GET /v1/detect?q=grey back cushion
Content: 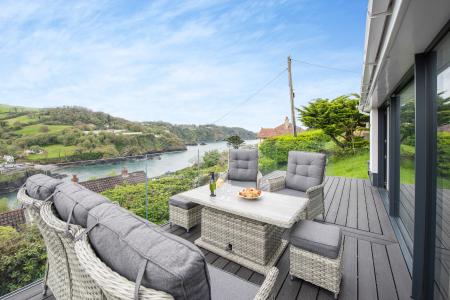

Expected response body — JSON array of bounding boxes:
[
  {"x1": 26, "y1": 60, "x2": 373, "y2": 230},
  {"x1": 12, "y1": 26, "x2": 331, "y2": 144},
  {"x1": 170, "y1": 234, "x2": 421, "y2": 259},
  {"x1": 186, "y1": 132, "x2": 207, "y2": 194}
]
[
  {"x1": 53, "y1": 182, "x2": 110, "y2": 228},
  {"x1": 87, "y1": 203, "x2": 211, "y2": 300},
  {"x1": 228, "y1": 149, "x2": 258, "y2": 182},
  {"x1": 286, "y1": 151, "x2": 326, "y2": 192},
  {"x1": 26, "y1": 174, "x2": 62, "y2": 200}
]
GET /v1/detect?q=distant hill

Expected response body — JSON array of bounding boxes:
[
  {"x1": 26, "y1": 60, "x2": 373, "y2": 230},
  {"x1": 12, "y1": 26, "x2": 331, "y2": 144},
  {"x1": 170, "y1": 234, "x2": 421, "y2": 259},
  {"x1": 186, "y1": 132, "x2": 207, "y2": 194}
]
[
  {"x1": 144, "y1": 121, "x2": 256, "y2": 145},
  {"x1": 0, "y1": 105, "x2": 256, "y2": 164}
]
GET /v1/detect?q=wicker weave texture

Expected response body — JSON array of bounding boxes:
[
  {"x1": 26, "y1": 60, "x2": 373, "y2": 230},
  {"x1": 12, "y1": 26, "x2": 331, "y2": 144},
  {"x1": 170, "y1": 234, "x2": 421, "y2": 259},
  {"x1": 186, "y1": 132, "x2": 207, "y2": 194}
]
[
  {"x1": 17, "y1": 188, "x2": 72, "y2": 300},
  {"x1": 201, "y1": 207, "x2": 284, "y2": 265},
  {"x1": 289, "y1": 245, "x2": 342, "y2": 298},
  {"x1": 40, "y1": 202, "x2": 105, "y2": 300},
  {"x1": 169, "y1": 204, "x2": 201, "y2": 231}
]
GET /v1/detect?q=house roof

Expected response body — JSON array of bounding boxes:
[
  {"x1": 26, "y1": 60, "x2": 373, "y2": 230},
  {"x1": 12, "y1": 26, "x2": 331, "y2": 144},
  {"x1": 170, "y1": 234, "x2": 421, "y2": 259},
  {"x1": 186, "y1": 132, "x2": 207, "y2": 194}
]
[
  {"x1": 257, "y1": 117, "x2": 302, "y2": 138},
  {"x1": 0, "y1": 208, "x2": 26, "y2": 227},
  {"x1": 79, "y1": 171, "x2": 147, "y2": 193}
]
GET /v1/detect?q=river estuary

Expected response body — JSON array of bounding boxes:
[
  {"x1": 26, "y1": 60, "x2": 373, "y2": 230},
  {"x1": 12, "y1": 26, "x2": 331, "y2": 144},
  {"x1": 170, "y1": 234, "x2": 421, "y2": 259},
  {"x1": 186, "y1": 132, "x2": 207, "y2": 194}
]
[{"x1": 0, "y1": 140, "x2": 259, "y2": 209}]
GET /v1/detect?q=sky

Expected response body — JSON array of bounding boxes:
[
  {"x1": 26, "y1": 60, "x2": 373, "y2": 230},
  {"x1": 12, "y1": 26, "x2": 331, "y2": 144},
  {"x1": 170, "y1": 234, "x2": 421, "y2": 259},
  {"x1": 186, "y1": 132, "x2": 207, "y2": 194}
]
[{"x1": 0, "y1": 0, "x2": 367, "y2": 131}]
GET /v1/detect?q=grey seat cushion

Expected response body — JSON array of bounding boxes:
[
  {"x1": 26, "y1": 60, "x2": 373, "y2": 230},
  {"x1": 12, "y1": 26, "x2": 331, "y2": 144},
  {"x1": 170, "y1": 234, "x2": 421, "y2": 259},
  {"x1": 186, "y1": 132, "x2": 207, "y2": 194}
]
[
  {"x1": 26, "y1": 174, "x2": 62, "y2": 200},
  {"x1": 228, "y1": 180, "x2": 257, "y2": 188},
  {"x1": 87, "y1": 203, "x2": 211, "y2": 300},
  {"x1": 228, "y1": 149, "x2": 258, "y2": 182},
  {"x1": 169, "y1": 194, "x2": 199, "y2": 209},
  {"x1": 208, "y1": 265, "x2": 259, "y2": 300},
  {"x1": 289, "y1": 220, "x2": 342, "y2": 259},
  {"x1": 286, "y1": 151, "x2": 326, "y2": 192},
  {"x1": 275, "y1": 188, "x2": 306, "y2": 198},
  {"x1": 53, "y1": 182, "x2": 110, "y2": 227}
]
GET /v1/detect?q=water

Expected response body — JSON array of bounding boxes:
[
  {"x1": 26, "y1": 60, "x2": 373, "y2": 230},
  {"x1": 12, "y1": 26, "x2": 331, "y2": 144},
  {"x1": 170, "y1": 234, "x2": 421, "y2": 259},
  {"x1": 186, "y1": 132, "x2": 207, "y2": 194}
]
[
  {"x1": 54, "y1": 140, "x2": 258, "y2": 181},
  {"x1": 0, "y1": 191, "x2": 19, "y2": 210}
]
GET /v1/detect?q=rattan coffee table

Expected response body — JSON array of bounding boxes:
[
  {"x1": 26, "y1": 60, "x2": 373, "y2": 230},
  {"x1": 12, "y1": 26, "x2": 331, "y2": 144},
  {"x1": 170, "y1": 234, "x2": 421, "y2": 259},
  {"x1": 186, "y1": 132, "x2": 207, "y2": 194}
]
[{"x1": 178, "y1": 183, "x2": 308, "y2": 275}]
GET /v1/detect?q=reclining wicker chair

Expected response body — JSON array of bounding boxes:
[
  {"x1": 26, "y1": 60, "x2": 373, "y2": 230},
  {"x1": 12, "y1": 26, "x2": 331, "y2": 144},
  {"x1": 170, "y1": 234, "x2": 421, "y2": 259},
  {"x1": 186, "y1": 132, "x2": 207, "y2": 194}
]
[
  {"x1": 74, "y1": 229, "x2": 279, "y2": 300},
  {"x1": 19, "y1": 186, "x2": 105, "y2": 300},
  {"x1": 261, "y1": 151, "x2": 326, "y2": 220},
  {"x1": 17, "y1": 187, "x2": 72, "y2": 300}
]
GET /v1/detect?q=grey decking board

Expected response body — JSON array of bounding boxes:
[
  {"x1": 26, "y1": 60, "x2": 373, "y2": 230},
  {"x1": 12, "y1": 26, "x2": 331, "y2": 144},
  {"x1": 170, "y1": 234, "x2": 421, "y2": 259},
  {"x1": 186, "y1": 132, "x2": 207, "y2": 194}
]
[
  {"x1": 371, "y1": 186, "x2": 396, "y2": 240},
  {"x1": 340, "y1": 236, "x2": 358, "y2": 300},
  {"x1": 357, "y1": 240, "x2": 378, "y2": 300},
  {"x1": 296, "y1": 281, "x2": 319, "y2": 300},
  {"x1": 249, "y1": 272, "x2": 265, "y2": 285},
  {"x1": 357, "y1": 179, "x2": 370, "y2": 231},
  {"x1": 5, "y1": 176, "x2": 415, "y2": 300},
  {"x1": 372, "y1": 243, "x2": 398, "y2": 300},
  {"x1": 335, "y1": 177, "x2": 351, "y2": 226},
  {"x1": 325, "y1": 177, "x2": 341, "y2": 213},
  {"x1": 346, "y1": 178, "x2": 358, "y2": 229},
  {"x1": 326, "y1": 177, "x2": 347, "y2": 224},
  {"x1": 364, "y1": 180, "x2": 383, "y2": 234},
  {"x1": 276, "y1": 276, "x2": 302, "y2": 300},
  {"x1": 386, "y1": 243, "x2": 412, "y2": 300}
]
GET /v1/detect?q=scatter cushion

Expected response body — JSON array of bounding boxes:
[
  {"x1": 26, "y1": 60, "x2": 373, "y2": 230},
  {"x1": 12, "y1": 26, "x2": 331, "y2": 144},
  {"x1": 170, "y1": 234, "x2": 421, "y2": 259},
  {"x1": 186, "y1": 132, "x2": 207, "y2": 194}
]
[
  {"x1": 289, "y1": 220, "x2": 342, "y2": 259},
  {"x1": 228, "y1": 149, "x2": 258, "y2": 182},
  {"x1": 26, "y1": 174, "x2": 62, "y2": 200},
  {"x1": 208, "y1": 265, "x2": 259, "y2": 300},
  {"x1": 286, "y1": 151, "x2": 326, "y2": 192},
  {"x1": 275, "y1": 188, "x2": 307, "y2": 198},
  {"x1": 169, "y1": 194, "x2": 199, "y2": 209},
  {"x1": 53, "y1": 182, "x2": 110, "y2": 227},
  {"x1": 87, "y1": 203, "x2": 211, "y2": 300}
]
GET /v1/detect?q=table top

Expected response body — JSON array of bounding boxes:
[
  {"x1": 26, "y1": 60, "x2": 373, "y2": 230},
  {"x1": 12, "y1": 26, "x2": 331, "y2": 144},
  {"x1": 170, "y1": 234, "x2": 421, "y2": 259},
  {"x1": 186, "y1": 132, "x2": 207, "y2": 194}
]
[{"x1": 178, "y1": 183, "x2": 308, "y2": 228}]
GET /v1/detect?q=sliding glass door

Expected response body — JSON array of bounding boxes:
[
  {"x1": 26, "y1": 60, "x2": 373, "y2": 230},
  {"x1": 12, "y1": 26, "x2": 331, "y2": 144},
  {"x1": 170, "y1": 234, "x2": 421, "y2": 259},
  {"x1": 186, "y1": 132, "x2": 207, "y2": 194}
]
[
  {"x1": 399, "y1": 82, "x2": 416, "y2": 253},
  {"x1": 434, "y1": 31, "x2": 450, "y2": 300}
]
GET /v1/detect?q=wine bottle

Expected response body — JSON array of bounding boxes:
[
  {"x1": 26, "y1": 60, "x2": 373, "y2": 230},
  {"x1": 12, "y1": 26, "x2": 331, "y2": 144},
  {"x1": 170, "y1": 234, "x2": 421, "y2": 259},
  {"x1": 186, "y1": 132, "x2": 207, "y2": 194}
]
[{"x1": 209, "y1": 172, "x2": 216, "y2": 197}]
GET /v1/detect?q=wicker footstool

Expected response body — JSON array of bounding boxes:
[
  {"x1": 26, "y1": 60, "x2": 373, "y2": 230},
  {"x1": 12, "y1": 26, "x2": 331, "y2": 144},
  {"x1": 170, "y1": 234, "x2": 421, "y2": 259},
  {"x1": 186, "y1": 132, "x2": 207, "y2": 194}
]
[
  {"x1": 169, "y1": 194, "x2": 202, "y2": 232},
  {"x1": 289, "y1": 220, "x2": 343, "y2": 299}
]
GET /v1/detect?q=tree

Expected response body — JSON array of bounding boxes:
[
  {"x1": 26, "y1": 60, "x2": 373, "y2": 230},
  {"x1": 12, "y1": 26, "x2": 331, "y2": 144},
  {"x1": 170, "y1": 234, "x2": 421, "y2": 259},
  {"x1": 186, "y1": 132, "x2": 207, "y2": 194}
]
[
  {"x1": 225, "y1": 135, "x2": 244, "y2": 149},
  {"x1": 298, "y1": 94, "x2": 369, "y2": 153}
]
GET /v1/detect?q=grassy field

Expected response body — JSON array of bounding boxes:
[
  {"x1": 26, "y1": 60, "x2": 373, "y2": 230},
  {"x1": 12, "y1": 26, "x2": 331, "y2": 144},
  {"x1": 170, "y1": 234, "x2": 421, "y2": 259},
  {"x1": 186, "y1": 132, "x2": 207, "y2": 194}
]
[
  {"x1": 6, "y1": 115, "x2": 38, "y2": 126},
  {"x1": 27, "y1": 144, "x2": 78, "y2": 160},
  {"x1": 15, "y1": 124, "x2": 71, "y2": 136},
  {"x1": 326, "y1": 151, "x2": 369, "y2": 179}
]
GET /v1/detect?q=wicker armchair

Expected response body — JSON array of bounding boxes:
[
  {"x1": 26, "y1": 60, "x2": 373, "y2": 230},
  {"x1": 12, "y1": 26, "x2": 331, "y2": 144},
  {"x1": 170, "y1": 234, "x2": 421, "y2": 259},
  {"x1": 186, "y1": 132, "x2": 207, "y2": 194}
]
[
  {"x1": 260, "y1": 151, "x2": 326, "y2": 220},
  {"x1": 74, "y1": 228, "x2": 279, "y2": 300}
]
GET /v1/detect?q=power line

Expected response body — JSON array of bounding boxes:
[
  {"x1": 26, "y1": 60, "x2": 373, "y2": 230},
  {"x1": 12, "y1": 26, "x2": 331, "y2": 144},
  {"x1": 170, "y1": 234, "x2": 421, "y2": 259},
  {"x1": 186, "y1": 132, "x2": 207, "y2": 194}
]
[
  {"x1": 212, "y1": 67, "x2": 288, "y2": 124},
  {"x1": 291, "y1": 58, "x2": 360, "y2": 74}
]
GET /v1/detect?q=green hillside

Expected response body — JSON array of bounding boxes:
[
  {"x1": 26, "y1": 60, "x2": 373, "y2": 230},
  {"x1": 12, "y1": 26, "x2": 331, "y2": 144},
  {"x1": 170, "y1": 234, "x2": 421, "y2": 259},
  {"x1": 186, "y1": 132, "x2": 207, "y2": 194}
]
[{"x1": 0, "y1": 105, "x2": 256, "y2": 164}]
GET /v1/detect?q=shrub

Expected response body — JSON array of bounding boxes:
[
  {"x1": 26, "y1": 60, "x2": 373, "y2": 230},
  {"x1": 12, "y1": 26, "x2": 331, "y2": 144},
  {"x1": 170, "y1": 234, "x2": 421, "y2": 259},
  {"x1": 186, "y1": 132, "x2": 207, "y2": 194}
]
[
  {"x1": 259, "y1": 156, "x2": 278, "y2": 175},
  {"x1": 259, "y1": 130, "x2": 330, "y2": 165},
  {"x1": 202, "y1": 150, "x2": 221, "y2": 168},
  {"x1": 0, "y1": 199, "x2": 9, "y2": 213},
  {"x1": 0, "y1": 225, "x2": 46, "y2": 295}
]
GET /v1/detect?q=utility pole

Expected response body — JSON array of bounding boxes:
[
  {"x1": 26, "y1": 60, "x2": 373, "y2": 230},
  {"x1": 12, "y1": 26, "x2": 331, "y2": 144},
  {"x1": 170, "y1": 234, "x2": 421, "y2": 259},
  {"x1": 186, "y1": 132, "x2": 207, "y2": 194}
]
[{"x1": 287, "y1": 56, "x2": 297, "y2": 137}]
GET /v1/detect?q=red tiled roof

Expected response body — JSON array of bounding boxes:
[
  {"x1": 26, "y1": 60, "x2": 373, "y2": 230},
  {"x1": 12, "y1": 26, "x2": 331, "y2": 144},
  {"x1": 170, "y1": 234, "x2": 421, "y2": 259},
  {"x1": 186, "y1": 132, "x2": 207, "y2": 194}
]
[
  {"x1": 80, "y1": 171, "x2": 147, "y2": 193},
  {"x1": 258, "y1": 117, "x2": 303, "y2": 138},
  {"x1": 0, "y1": 208, "x2": 26, "y2": 227}
]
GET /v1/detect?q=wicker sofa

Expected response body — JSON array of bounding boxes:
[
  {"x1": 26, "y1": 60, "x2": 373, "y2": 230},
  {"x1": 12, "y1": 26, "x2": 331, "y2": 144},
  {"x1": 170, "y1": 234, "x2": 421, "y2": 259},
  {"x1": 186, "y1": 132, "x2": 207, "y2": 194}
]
[
  {"x1": 19, "y1": 175, "x2": 279, "y2": 300},
  {"x1": 261, "y1": 151, "x2": 326, "y2": 220}
]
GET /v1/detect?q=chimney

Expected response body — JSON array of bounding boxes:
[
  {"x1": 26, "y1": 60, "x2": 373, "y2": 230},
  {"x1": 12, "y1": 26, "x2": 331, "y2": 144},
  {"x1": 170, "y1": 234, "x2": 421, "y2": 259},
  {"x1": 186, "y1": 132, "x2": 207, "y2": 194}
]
[
  {"x1": 121, "y1": 168, "x2": 129, "y2": 178},
  {"x1": 284, "y1": 116, "x2": 290, "y2": 129},
  {"x1": 71, "y1": 174, "x2": 78, "y2": 183}
]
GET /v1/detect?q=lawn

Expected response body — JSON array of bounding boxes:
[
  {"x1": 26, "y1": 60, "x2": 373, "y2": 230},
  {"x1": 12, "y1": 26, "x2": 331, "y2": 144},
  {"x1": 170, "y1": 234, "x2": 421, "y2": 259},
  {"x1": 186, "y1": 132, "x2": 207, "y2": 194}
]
[
  {"x1": 326, "y1": 151, "x2": 369, "y2": 179},
  {"x1": 27, "y1": 144, "x2": 78, "y2": 160},
  {"x1": 15, "y1": 124, "x2": 72, "y2": 136}
]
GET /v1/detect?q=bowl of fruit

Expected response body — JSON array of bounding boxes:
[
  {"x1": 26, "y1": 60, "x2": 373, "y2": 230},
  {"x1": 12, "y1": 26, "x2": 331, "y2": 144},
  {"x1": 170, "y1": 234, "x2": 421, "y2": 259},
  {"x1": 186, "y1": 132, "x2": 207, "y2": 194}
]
[{"x1": 238, "y1": 188, "x2": 262, "y2": 200}]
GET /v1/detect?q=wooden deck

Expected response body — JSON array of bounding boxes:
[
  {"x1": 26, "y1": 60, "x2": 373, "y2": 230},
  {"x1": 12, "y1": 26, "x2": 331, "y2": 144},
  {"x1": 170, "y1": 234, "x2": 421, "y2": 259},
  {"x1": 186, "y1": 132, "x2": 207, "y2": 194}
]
[{"x1": 3, "y1": 176, "x2": 412, "y2": 300}]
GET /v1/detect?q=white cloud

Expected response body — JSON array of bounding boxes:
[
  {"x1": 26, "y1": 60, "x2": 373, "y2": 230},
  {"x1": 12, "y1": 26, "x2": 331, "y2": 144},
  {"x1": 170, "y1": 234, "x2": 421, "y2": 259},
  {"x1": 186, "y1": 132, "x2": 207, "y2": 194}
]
[{"x1": 0, "y1": 0, "x2": 363, "y2": 131}]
